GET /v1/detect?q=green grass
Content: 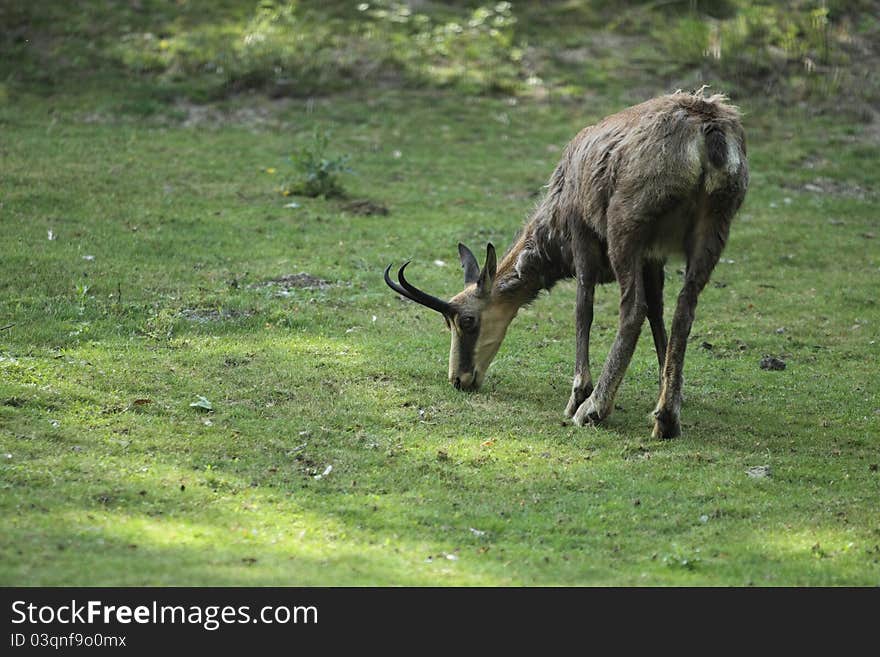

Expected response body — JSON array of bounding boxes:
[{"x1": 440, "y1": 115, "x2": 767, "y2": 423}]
[
  {"x1": 1, "y1": 2, "x2": 879, "y2": 586},
  {"x1": 2, "y1": 90, "x2": 878, "y2": 586}
]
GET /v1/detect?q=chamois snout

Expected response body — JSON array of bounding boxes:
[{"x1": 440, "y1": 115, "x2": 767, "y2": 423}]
[
  {"x1": 448, "y1": 328, "x2": 484, "y2": 391},
  {"x1": 447, "y1": 319, "x2": 482, "y2": 392},
  {"x1": 450, "y1": 371, "x2": 477, "y2": 391}
]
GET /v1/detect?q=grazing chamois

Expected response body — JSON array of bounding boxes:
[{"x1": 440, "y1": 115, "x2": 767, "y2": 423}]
[{"x1": 385, "y1": 90, "x2": 749, "y2": 438}]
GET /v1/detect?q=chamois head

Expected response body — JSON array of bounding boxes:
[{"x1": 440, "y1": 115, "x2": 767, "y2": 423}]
[{"x1": 385, "y1": 242, "x2": 514, "y2": 391}]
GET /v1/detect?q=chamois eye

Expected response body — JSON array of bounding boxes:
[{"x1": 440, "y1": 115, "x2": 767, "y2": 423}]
[{"x1": 459, "y1": 315, "x2": 477, "y2": 331}]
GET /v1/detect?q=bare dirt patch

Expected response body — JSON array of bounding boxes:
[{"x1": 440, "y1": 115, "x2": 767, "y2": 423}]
[
  {"x1": 82, "y1": 98, "x2": 297, "y2": 128},
  {"x1": 341, "y1": 199, "x2": 390, "y2": 216},
  {"x1": 786, "y1": 177, "x2": 872, "y2": 199},
  {"x1": 759, "y1": 356, "x2": 787, "y2": 371},
  {"x1": 251, "y1": 273, "x2": 333, "y2": 296},
  {"x1": 174, "y1": 98, "x2": 296, "y2": 129},
  {"x1": 179, "y1": 308, "x2": 253, "y2": 323}
]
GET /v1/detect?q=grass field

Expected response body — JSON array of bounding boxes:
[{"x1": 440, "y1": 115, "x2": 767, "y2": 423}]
[{"x1": 1, "y1": 1, "x2": 878, "y2": 586}]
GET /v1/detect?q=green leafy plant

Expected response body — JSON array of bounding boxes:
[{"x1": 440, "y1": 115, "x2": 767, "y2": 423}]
[{"x1": 284, "y1": 129, "x2": 351, "y2": 199}]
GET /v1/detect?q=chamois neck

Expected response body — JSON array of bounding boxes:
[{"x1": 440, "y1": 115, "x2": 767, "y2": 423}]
[{"x1": 494, "y1": 212, "x2": 573, "y2": 308}]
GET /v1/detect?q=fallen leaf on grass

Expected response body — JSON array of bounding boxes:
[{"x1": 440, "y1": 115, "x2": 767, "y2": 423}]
[
  {"x1": 189, "y1": 395, "x2": 213, "y2": 411},
  {"x1": 313, "y1": 464, "x2": 333, "y2": 480},
  {"x1": 132, "y1": 398, "x2": 152, "y2": 406}
]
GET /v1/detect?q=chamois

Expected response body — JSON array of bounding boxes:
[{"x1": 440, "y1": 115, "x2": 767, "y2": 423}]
[{"x1": 385, "y1": 90, "x2": 749, "y2": 438}]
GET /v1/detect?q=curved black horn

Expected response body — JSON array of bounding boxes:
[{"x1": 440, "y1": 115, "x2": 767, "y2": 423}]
[
  {"x1": 386, "y1": 262, "x2": 453, "y2": 316},
  {"x1": 384, "y1": 262, "x2": 412, "y2": 300},
  {"x1": 398, "y1": 262, "x2": 453, "y2": 316}
]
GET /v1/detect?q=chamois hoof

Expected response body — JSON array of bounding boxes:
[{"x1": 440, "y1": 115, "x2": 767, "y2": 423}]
[
  {"x1": 651, "y1": 408, "x2": 681, "y2": 440},
  {"x1": 572, "y1": 396, "x2": 604, "y2": 427},
  {"x1": 564, "y1": 385, "x2": 593, "y2": 419}
]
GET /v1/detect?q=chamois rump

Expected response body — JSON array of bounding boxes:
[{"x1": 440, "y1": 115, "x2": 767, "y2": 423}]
[{"x1": 385, "y1": 90, "x2": 749, "y2": 438}]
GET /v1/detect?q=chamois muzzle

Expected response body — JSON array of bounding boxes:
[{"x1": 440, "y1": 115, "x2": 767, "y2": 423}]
[
  {"x1": 383, "y1": 262, "x2": 453, "y2": 316},
  {"x1": 451, "y1": 371, "x2": 478, "y2": 391}
]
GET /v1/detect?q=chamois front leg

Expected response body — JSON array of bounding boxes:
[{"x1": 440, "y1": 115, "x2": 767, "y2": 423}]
[
  {"x1": 564, "y1": 276, "x2": 596, "y2": 418},
  {"x1": 574, "y1": 258, "x2": 646, "y2": 427}
]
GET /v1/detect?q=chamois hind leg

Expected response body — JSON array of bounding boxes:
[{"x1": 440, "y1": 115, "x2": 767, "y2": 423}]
[
  {"x1": 564, "y1": 272, "x2": 597, "y2": 418},
  {"x1": 643, "y1": 260, "x2": 668, "y2": 388},
  {"x1": 573, "y1": 238, "x2": 647, "y2": 427},
  {"x1": 652, "y1": 199, "x2": 732, "y2": 439}
]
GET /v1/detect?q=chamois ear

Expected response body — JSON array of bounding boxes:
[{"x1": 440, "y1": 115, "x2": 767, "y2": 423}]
[
  {"x1": 477, "y1": 242, "x2": 497, "y2": 295},
  {"x1": 458, "y1": 243, "x2": 480, "y2": 285}
]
